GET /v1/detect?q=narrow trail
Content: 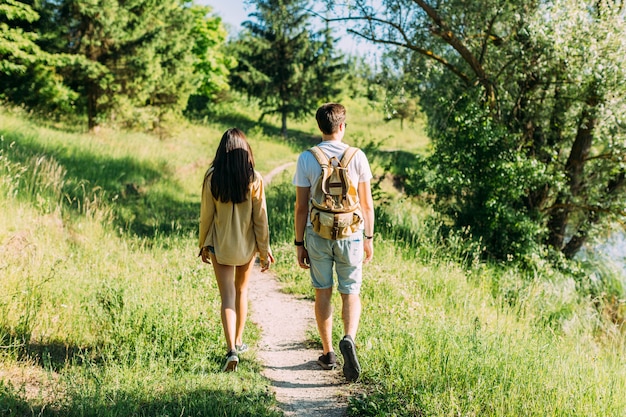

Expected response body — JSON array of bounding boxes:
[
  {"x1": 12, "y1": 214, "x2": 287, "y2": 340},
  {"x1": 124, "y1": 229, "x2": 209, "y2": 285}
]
[
  {"x1": 249, "y1": 266, "x2": 355, "y2": 417},
  {"x1": 248, "y1": 160, "x2": 357, "y2": 416},
  {"x1": 264, "y1": 161, "x2": 296, "y2": 184}
]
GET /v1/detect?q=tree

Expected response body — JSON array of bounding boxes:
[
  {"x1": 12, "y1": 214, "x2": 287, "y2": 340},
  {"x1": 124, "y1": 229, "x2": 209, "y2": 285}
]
[
  {"x1": 230, "y1": 0, "x2": 345, "y2": 137},
  {"x1": 0, "y1": 0, "x2": 77, "y2": 112},
  {"x1": 340, "y1": 55, "x2": 384, "y2": 102},
  {"x1": 185, "y1": 4, "x2": 236, "y2": 113},
  {"x1": 324, "y1": 0, "x2": 626, "y2": 260},
  {"x1": 37, "y1": 0, "x2": 198, "y2": 130},
  {"x1": 0, "y1": 0, "x2": 41, "y2": 79},
  {"x1": 378, "y1": 53, "x2": 420, "y2": 129}
]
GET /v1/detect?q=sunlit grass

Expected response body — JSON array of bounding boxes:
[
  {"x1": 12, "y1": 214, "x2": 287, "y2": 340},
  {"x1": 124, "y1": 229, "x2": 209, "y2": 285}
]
[
  {"x1": 267, "y1": 180, "x2": 626, "y2": 416},
  {"x1": 0, "y1": 108, "x2": 281, "y2": 416},
  {"x1": 2, "y1": 101, "x2": 626, "y2": 416}
]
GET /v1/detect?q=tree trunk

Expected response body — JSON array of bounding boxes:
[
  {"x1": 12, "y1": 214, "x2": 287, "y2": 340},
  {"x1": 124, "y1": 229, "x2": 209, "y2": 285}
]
[
  {"x1": 547, "y1": 196, "x2": 569, "y2": 250},
  {"x1": 281, "y1": 112, "x2": 287, "y2": 138},
  {"x1": 563, "y1": 213, "x2": 597, "y2": 259},
  {"x1": 566, "y1": 104, "x2": 597, "y2": 196},
  {"x1": 547, "y1": 93, "x2": 599, "y2": 256},
  {"x1": 86, "y1": 80, "x2": 98, "y2": 131}
]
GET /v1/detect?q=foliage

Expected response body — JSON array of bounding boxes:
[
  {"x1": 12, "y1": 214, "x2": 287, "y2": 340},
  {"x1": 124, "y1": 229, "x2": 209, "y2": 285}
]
[
  {"x1": 325, "y1": 0, "x2": 626, "y2": 260},
  {"x1": 185, "y1": 4, "x2": 237, "y2": 114},
  {"x1": 0, "y1": 0, "x2": 78, "y2": 113},
  {"x1": 36, "y1": 0, "x2": 198, "y2": 130},
  {"x1": 229, "y1": 0, "x2": 346, "y2": 136},
  {"x1": 339, "y1": 55, "x2": 385, "y2": 102},
  {"x1": 428, "y1": 94, "x2": 548, "y2": 259},
  {"x1": 377, "y1": 53, "x2": 421, "y2": 129},
  {"x1": 0, "y1": 1, "x2": 233, "y2": 131}
]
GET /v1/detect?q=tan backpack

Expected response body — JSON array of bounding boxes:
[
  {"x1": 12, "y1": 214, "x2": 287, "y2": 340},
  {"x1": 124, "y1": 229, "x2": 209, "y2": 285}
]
[{"x1": 308, "y1": 146, "x2": 363, "y2": 240}]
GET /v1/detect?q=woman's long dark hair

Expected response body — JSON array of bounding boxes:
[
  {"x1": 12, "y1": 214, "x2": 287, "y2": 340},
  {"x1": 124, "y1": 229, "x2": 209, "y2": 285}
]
[{"x1": 210, "y1": 128, "x2": 255, "y2": 204}]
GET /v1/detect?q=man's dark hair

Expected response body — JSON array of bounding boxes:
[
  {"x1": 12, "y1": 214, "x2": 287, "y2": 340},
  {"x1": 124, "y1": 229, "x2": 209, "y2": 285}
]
[
  {"x1": 210, "y1": 128, "x2": 255, "y2": 204},
  {"x1": 315, "y1": 103, "x2": 346, "y2": 135}
]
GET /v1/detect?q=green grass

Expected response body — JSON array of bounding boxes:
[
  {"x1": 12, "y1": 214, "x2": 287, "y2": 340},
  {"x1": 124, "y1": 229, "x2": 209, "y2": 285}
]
[
  {"x1": 361, "y1": 247, "x2": 626, "y2": 416},
  {"x1": 2, "y1": 100, "x2": 626, "y2": 417},
  {"x1": 0, "y1": 108, "x2": 285, "y2": 416},
  {"x1": 270, "y1": 238, "x2": 626, "y2": 416}
]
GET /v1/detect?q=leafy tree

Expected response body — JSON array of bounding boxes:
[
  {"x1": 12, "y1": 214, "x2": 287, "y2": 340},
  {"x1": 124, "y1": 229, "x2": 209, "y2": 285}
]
[
  {"x1": 185, "y1": 4, "x2": 236, "y2": 113},
  {"x1": 385, "y1": 94, "x2": 418, "y2": 129},
  {"x1": 37, "y1": 0, "x2": 198, "y2": 130},
  {"x1": 340, "y1": 55, "x2": 384, "y2": 102},
  {"x1": 324, "y1": 0, "x2": 626, "y2": 260},
  {"x1": 0, "y1": 0, "x2": 77, "y2": 112},
  {"x1": 230, "y1": 0, "x2": 345, "y2": 137}
]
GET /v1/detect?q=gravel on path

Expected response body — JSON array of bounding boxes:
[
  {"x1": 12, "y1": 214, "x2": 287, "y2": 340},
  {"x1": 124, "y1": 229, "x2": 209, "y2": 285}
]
[{"x1": 249, "y1": 266, "x2": 355, "y2": 417}]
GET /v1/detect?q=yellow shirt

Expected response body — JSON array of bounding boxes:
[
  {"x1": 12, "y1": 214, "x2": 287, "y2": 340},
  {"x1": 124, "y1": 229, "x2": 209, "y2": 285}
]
[{"x1": 199, "y1": 169, "x2": 271, "y2": 265}]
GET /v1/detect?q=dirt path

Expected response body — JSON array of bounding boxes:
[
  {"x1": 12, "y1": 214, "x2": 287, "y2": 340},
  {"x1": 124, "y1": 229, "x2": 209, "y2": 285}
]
[
  {"x1": 249, "y1": 266, "x2": 354, "y2": 417},
  {"x1": 265, "y1": 162, "x2": 296, "y2": 183}
]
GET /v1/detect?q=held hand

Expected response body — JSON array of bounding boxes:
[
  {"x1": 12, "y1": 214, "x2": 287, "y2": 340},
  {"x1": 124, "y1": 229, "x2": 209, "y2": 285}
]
[
  {"x1": 260, "y1": 251, "x2": 276, "y2": 272},
  {"x1": 297, "y1": 246, "x2": 310, "y2": 269},
  {"x1": 363, "y1": 238, "x2": 374, "y2": 264}
]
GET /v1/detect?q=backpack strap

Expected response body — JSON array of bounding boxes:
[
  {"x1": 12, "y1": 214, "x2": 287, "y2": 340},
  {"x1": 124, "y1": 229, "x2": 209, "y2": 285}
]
[
  {"x1": 308, "y1": 146, "x2": 330, "y2": 167},
  {"x1": 340, "y1": 147, "x2": 359, "y2": 168},
  {"x1": 308, "y1": 146, "x2": 359, "y2": 168}
]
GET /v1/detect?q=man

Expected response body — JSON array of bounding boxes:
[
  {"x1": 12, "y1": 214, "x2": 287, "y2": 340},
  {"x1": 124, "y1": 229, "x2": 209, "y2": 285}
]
[{"x1": 293, "y1": 103, "x2": 375, "y2": 382}]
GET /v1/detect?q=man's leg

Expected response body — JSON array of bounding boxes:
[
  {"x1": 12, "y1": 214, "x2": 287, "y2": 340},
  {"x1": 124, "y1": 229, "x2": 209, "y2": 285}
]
[
  {"x1": 315, "y1": 287, "x2": 334, "y2": 354},
  {"x1": 341, "y1": 293, "x2": 361, "y2": 340},
  {"x1": 335, "y1": 234, "x2": 364, "y2": 382},
  {"x1": 339, "y1": 294, "x2": 362, "y2": 381}
]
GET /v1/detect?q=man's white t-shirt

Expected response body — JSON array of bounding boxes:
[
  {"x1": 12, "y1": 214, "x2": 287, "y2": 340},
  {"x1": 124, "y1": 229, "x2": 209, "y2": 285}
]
[{"x1": 293, "y1": 140, "x2": 373, "y2": 225}]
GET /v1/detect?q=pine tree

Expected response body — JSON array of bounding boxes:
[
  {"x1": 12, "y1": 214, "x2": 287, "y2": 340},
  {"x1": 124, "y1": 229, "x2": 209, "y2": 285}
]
[
  {"x1": 0, "y1": 0, "x2": 76, "y2": 112},
  {"x1": 231, "y1": 0, "x2": 345, "y2": 137},
  {"x1": 38, "y1": 0, "x2": 197, "y2": 130}
]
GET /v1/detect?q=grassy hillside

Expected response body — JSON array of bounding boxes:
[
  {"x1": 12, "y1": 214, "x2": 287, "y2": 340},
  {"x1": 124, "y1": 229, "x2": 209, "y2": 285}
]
[{"x1": 1, "y1": 101, "x2": 625, "y2": 417}]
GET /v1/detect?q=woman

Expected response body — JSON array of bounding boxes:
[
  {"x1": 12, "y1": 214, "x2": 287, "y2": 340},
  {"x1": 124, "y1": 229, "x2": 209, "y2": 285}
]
[{"x1": 199, "y1": 128, "x2": 274, "y2": 372}]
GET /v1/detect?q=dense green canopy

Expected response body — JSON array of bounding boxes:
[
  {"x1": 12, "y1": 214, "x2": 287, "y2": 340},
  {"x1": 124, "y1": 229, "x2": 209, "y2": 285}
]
[
  {"x1": 1, "y1": 0, "x2": 232, "y2": 130},
  {"x1": 326, "y1": 0, "x2": 626, "y2": 260}
]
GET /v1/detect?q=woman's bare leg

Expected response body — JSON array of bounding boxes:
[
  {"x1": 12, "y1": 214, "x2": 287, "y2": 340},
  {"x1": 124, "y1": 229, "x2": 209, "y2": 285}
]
[
  {"x1": 234, "y1": 257, "x2": 255, "y2": 346},
  {"x1": 211, "y1": 254, "x2": 236, "y2": 351}
]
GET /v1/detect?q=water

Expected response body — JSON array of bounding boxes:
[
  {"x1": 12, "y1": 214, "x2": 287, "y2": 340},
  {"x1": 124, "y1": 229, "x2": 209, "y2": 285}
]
[
  {"x1": 597, "y1": 231, "x2": 626, "y2": 277},
  {"x1": 582, "y1": 230, "x2": 626, "y2": 280}
]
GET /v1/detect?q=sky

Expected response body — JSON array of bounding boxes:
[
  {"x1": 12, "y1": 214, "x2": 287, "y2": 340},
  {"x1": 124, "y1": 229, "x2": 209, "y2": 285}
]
[
  {"x1": 199, "y1": 0, "x2": 248, "y2": 32},
  {"x1": 198, "y1": 0, "x2": 381, "y2": 60}
]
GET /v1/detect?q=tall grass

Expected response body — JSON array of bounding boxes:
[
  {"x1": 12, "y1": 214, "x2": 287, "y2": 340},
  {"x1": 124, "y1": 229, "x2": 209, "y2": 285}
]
[
  {"x1": 352, "y1": 243, "x2": 626, "y2": 416},
  {"x1": 2, "y1": 100, "x2": 626, "y2": 417},
  {"x1": 269, "y1": 221, "x2": 626, "y2": 415},
  {"x1": 267, "y1": 175, "x2": 626, "y2": 415},
  {"x1": 0, "y1": 109, "x2": 282, "y2": 416}
]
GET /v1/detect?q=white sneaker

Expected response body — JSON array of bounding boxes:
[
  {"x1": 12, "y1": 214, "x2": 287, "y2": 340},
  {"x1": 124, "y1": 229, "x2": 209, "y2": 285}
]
[{"x1": 222, "y1": 350, "x2": 239, "y2": 372}]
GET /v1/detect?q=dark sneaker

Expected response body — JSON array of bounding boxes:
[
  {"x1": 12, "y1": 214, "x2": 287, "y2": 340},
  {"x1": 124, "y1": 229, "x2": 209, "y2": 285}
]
[
  {"x1": 339, "y1": 335, "x2": 361, "y2": 381},
  {"x1": 317, "y1": 351, "x2": 337, "y2": 370},
  {"x1": 236, "y1": 343, "x2": 249, "y2": 353},
  {"x1": 222, "y1": 350, "x2": 239, "y2": 372}
]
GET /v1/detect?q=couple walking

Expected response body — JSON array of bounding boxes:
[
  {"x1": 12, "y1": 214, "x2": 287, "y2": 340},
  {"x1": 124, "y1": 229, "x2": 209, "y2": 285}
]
[{"x1": 198, "y1": 103, "x2": 375, "y2": 382}]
